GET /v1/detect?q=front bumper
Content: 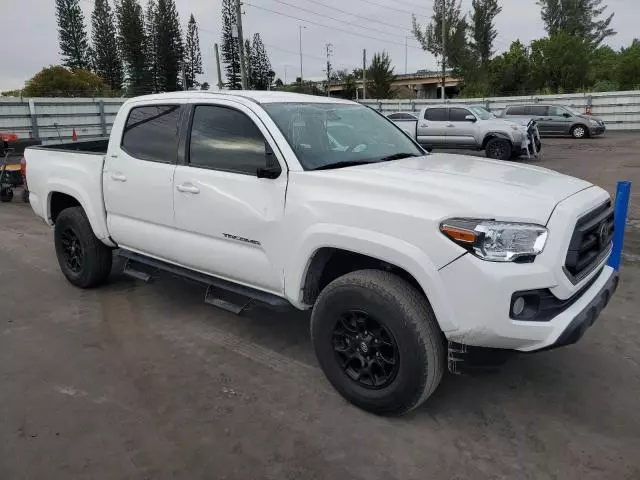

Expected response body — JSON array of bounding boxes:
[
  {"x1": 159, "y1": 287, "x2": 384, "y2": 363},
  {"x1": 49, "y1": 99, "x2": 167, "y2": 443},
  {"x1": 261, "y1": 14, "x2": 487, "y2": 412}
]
[{"x1": 589, "y1": 124, "x2": 606, "y2": 136}]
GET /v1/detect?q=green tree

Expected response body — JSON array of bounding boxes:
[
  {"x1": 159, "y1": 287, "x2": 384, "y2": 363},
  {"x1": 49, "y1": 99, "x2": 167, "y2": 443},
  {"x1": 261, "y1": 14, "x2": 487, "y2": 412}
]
[
  {"x1": 412, "y1": 0, "x2": 470, "y2": 78},
  {"x1": 200, "y1": 82, "x2": 210, "y2": 90},
  {"x1": 22, "y1": 66, "x2": 109, "y2": 97},
  {"x1": 221, "y1": 0, "x2": 241, "y2": 89},
  {"x1": 488, "y1": 40, "x2": 532, "y2": 95},
  {"x1": 145, "y1": 0, "x2": 160, "y2": 93},
  {"x1": 367, "y1": 51, "x2": 395, "y2": 99},
  {"x1": 530, "y1": 32, "x2": 590, "y2": 93},
  {"x1": 617, "y1": 40, "x2": 640, "y2": 90},
  {"x1": 589, "y1": 45, "x2": 619, "y2": 88},
  {"x1": 91, "y1": 0, "x2": 123, "y2": 91},
  {"x1": 471, "y1": 0, "x2": 502, "y2": 67},
  {"x1": 537, "y1": 0, "x2": 615, "y2": 49},
  {"x1": 55, "y1": 0, "x2": 91, "y2": 70},
  {"x1": 250, "y1": 33, "x2": 272, "y2": 90},
  {"x1": 155, "y1": 0, "x2": 184, "y2": 92},
  {"x1": 245, "y1": 38, "x2": 254, "y2": 88},
  {"x1": 117, "y1": 0, "x2": 150, "y2": 94},
  {"x1": 185, "y1": 14, "x2": 204, "y2": 89}
]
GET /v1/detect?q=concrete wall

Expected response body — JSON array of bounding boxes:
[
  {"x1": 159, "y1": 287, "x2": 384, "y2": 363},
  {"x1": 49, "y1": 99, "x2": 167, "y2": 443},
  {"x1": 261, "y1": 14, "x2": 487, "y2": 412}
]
[
  {"x1": 361, "y1": 90, "x2": 640, "y2": 130},
  {"x1": 0, "y1": 97, "x2": 126, "y2": 144}
]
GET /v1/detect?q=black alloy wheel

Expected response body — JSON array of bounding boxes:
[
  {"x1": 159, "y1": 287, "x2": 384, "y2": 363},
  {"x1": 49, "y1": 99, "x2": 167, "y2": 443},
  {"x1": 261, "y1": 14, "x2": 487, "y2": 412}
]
[
  {"x1": 60, "y1": 227, "x2": 83, "y2": 273},
  {"x1": 333, "y1": 310, "x2": 399, "y2": 388}
]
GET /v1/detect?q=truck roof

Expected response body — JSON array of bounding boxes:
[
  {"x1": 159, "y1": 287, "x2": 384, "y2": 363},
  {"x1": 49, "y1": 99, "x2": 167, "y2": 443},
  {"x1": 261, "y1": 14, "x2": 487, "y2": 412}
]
[{"x1": 123, "y1": 90, "x2": 355, "y2": 105}]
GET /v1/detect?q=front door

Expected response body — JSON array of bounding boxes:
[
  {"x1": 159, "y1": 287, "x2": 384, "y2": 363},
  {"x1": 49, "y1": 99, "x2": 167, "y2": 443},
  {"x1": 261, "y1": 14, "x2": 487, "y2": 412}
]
[
  {"x1": 172, "y1": 101, "x2": 287, "y2": 294},
  {"x1": 548, "y1": 106, "x2": 575, "y2": 135},
  {"x1": 104, "y1": 102, "x2": 182, "y2": 259},
  {"x1": 446, "y1": 107, "x2": 477, "y2": 148},
  {"x1": 417, "y1": 107, "x2": 449, "y2": 148}
]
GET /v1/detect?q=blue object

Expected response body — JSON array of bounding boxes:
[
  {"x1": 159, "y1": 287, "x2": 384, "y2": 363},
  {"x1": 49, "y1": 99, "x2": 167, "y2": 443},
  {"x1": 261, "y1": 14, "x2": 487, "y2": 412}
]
[{"x1": 608, "y1": 181, "x2": 632, "y2": 271}]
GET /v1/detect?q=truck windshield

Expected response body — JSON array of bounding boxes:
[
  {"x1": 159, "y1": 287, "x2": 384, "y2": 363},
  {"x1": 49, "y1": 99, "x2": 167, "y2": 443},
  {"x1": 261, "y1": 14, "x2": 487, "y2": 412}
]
[
  {"x1": 263, "y1": 103, "x2": 424, "y2": 170},
  {"x1": 467, "y1": 106, "x2": 495, "y2": 120}
]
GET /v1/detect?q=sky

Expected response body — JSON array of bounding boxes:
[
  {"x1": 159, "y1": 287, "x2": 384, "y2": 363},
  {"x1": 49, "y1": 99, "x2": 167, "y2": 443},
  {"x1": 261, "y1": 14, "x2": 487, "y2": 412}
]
[{"x1": 1, "y1": 0, "x2": 638, "y2": 91}]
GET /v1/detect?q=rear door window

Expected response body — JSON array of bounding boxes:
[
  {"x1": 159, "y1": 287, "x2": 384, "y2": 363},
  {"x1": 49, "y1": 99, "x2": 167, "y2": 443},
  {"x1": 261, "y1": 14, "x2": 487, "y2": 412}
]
[
  {"x1": 527, "y1": 105, "x2": 549, "y2": 116},
  {"x1": 121, "y1": 105, "x2": 182, "y2": 163},
  {"x1": 424, "y1": 108, "x2": 448, "y2": 121}
]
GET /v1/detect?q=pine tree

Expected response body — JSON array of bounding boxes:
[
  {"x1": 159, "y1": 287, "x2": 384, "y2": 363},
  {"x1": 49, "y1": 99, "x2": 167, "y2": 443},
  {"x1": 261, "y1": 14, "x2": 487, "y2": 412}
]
[
  {"x1": 55, "y1": 0, "x2": 91, "y2": 70},
  {"x1": 471, "y1": 0, "x2": 502, "y2": 66},
  {"x1": 155, "y1": 0, "x2": 184, "y2": 92},
  {"x1": 184, "y1": 14, "x2": 204, "y2": 89},
  {"x1": 117, "y1": 0, "x2": 151, "y2": 94},
  {"x1": 145, "y1": 0, "x2": 160, "y2": 93},
  {"x1": 367, "y1": 51, "x2": 396, "y2": 99},
  {"x1": 538, "y1": 0, "x2": 615, "y2": 49},
  {"x1": 91, "y1": 0, "x2": 123, "y2": 90},
  {"x1": 251, "y1": 33, "x2": 272, "y2": 90},
  {"x1": 245, "y1": 38, "x2": 255, "y2": 89},
  {"x1": 221, "y1": 0, "x2": 241, "y2": 89}
]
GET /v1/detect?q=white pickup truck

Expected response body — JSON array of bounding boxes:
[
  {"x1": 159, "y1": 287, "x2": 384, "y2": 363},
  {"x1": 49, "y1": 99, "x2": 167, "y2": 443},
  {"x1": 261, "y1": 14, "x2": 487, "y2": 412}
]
[{"x1": 25, "y1": 91, "x2": 618, "y2": 415}]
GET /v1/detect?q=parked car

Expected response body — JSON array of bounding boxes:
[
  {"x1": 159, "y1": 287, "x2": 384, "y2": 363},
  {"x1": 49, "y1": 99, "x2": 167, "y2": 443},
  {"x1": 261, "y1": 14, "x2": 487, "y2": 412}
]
[
  {"x1": 25, "y1": 91, "x2": 618, "y2": 415},
  {"x1": 500, "y1": 104, "x2": 605, "y2": 139},
  {"x1": 389, "y1": 104, "x2": 541, "y2": 160}
]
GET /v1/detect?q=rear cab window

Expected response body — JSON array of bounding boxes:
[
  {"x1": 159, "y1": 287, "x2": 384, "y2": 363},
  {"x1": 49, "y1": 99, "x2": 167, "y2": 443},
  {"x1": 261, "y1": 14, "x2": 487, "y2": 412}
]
[
  {"x1": 424, "y1": 108, "x2": 448, "y2": 121},
  {"x1": 121, "y1": 104, "x2": 182, "y2": 163}
]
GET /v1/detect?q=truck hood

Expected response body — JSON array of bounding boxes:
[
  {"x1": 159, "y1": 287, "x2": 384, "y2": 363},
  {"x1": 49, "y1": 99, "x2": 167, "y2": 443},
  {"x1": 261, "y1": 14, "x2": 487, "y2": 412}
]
[{"x1": 317, "y1": 153, "x2": 592, "y2": 225}]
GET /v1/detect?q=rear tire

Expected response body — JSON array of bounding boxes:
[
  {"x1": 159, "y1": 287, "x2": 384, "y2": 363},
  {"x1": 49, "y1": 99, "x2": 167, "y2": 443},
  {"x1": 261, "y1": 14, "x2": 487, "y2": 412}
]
[
  {"x1": 22, "y1": 189, "x2": 29, "y2": 203},
  {"x1": 571, "y1": 124, "x2": 588, "y2": 139},
  {"x1": 54, "y1": 206, "x2": 112, "y2": 288},
  {"x1": 311, "y1": 270, "x2": 445, "y2": 415},
  {"x1": 0, "y1": 187, "x2": 13, "y2": 202},
  {"x1": 485, "y1": 138, "x2": 512, "y2": 160}
]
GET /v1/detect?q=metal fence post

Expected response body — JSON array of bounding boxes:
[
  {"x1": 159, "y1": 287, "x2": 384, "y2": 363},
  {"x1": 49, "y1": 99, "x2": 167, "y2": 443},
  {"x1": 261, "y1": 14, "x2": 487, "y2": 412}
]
[
  {"x1": 28, "y1": 99, "x2": 39, "y2": 139},
  {"x1": 98, "y1": 100, "x2": 107, "y2": 136},
  {"x1": 608, "y1": 181, "x2": 632, "y2": 271}
]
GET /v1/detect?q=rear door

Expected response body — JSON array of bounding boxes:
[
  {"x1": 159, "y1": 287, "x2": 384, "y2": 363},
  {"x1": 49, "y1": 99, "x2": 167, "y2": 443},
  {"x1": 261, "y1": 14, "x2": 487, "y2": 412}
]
[
  {"x1": 446, "y1": 107, "x2": 477, "y2": 147},
  {"x1": 417, "y1": 107, "x2": 449, "y2": 148},
  {"x1": 171, "y1": 100, "x2": 288, "y2": 294},
  {"x1": 104, "y1": 101, "x2": 183, "y2": 259},
  {"x1": 527, "y1": 105, "x2": 552, "y2": 134}
]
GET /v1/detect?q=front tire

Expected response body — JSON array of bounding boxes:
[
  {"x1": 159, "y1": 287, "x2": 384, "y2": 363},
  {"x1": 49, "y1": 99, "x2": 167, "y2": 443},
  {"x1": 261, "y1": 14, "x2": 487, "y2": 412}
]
[
  {"x1": 54, "y1": 207, "x2": 112, "y2": 288},
  {"x1": 311, "y1": 270, "x2": 445, "y2": 415},
  {"x1": 485, "y1": 138, "x2": 512, "y2": 160},
  {"x1": 571, "y1": 124, "x2": 588, "y2": 139}
]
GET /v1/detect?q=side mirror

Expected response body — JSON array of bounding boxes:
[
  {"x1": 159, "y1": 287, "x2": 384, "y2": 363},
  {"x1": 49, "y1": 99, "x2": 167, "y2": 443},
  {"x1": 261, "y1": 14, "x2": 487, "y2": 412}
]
[
  {"x1": 257, "y1": 142, "x2": 281, "y2": 179},
  {"x1": 562, "y1": 112, "x2": 571, "y2": 118},
  {"x1": 465, "y1": 114, "x2": 477, "y2": 122}
]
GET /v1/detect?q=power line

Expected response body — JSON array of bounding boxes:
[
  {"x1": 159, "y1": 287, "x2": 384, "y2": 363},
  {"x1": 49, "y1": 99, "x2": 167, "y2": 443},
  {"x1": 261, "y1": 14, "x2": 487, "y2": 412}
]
[
  {"x1": 264, "y1": 0, "x2": 411, "y2": 41},
  {"x1": 244, "y1": 2, "x2": 424, "y2": 50},
  {"x1": 297, "y1": 0, "x2": 417, "y2": 34},
  {"x1": 346, "y1": 0, "x2": 426, "y2": 16}
]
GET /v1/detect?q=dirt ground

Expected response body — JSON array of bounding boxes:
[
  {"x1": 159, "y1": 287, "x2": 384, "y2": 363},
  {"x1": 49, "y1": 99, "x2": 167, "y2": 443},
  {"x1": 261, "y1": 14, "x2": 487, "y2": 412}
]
[{"x1": 1, "y1": 133, "x2": 639, "y2": 480}]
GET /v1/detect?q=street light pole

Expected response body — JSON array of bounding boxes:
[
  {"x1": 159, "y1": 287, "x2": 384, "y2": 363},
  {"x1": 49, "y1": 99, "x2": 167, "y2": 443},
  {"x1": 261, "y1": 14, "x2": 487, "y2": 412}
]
[{"x1": 299, "y1": 25, "x2": 306, "y2": 82}]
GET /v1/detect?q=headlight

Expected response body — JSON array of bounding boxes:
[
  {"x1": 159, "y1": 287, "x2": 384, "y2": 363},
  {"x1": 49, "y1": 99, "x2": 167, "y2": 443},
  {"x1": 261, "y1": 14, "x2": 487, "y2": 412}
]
[
  {"x1": 440, "y1": 218, "x2": 548, "y2": 262},
  {"x1": 589, "y1": 119, "x2": 599, "y2": 125}
]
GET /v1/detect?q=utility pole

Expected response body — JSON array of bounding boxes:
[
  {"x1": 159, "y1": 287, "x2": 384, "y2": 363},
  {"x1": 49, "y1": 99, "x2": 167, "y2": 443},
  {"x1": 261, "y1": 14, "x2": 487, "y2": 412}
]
[
  {"x1": 214, "y1": 43, "x2": 223, "y2": 90},
  {"x1": 441, "y1": 0, "x2": 446, "y2": 100},
  {"x1": 182, "y1": 63, "x2": 187, "y2": 91},
  {"x1": 362, "y1": 49, "x2": 367, "y2": 100},
  {"x1": 235, "y1": 0, "x2": 248, "y2": 90},
  {"x1": 405, "y1": 36, "x2": 408, "y2": 75},
  {"x1": 299, "y1": 25, "x2": 306, "y2": 82},
  {"x1": 325, "y1": 43, "x2": 333, "y2": 97}
]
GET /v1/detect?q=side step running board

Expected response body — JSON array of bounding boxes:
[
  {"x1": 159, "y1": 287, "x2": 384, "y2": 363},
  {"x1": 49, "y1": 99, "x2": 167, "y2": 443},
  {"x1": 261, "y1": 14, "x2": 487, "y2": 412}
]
[{"x1": 117, "y1": 249, "x2": 292, "y2": 314}]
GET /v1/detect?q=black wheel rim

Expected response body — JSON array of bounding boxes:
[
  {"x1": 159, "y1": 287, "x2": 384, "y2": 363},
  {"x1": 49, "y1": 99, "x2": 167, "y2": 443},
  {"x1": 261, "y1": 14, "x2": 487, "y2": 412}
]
[
  {"x1": 60, "y1": 228, "x2": 83, "y2": 273},
  {"x1": 332, "y1": 310, "x2": 399, "y2": 389},
  {"x1": 489, "y1": 142, "x2": 506, "y2": 158}
]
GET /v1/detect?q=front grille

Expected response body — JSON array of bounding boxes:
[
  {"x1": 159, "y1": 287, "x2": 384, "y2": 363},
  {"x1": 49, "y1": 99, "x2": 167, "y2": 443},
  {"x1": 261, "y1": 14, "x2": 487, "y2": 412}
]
[{"x1": 565, "y1": 201, "x2": 614, "y2": 282}]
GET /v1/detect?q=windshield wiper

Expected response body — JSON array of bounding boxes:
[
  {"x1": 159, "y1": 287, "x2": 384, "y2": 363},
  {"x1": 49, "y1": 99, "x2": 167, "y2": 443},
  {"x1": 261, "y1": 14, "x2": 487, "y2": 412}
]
[
  {"x1": 312, "y1": 160, "x2": 375, "y2": 171},
  {"x1": 377, "y1": 152, "x2": 421, "y2": 162}
]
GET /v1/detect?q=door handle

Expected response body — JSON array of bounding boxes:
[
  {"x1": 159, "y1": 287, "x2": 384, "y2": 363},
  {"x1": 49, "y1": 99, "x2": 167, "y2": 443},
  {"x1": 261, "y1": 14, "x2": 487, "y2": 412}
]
[
  {"x1": 420, "y1": 123, "x2": 428, "y2": 127},
  {"x1": 446, "y1": 124, "x2": 455, "y2": 128},
  {"x1": 110, "y1": 173, "x2": 127, "y2": 182},
  {"x1": 176, "y1": 184, "x2": 200, "y2": 194}
]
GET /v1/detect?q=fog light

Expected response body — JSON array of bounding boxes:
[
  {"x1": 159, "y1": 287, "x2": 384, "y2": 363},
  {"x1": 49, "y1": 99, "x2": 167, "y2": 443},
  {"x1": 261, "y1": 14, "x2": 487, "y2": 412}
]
[{"x1": 512, "y1": 296, "x2": 526, "y2": 316}]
